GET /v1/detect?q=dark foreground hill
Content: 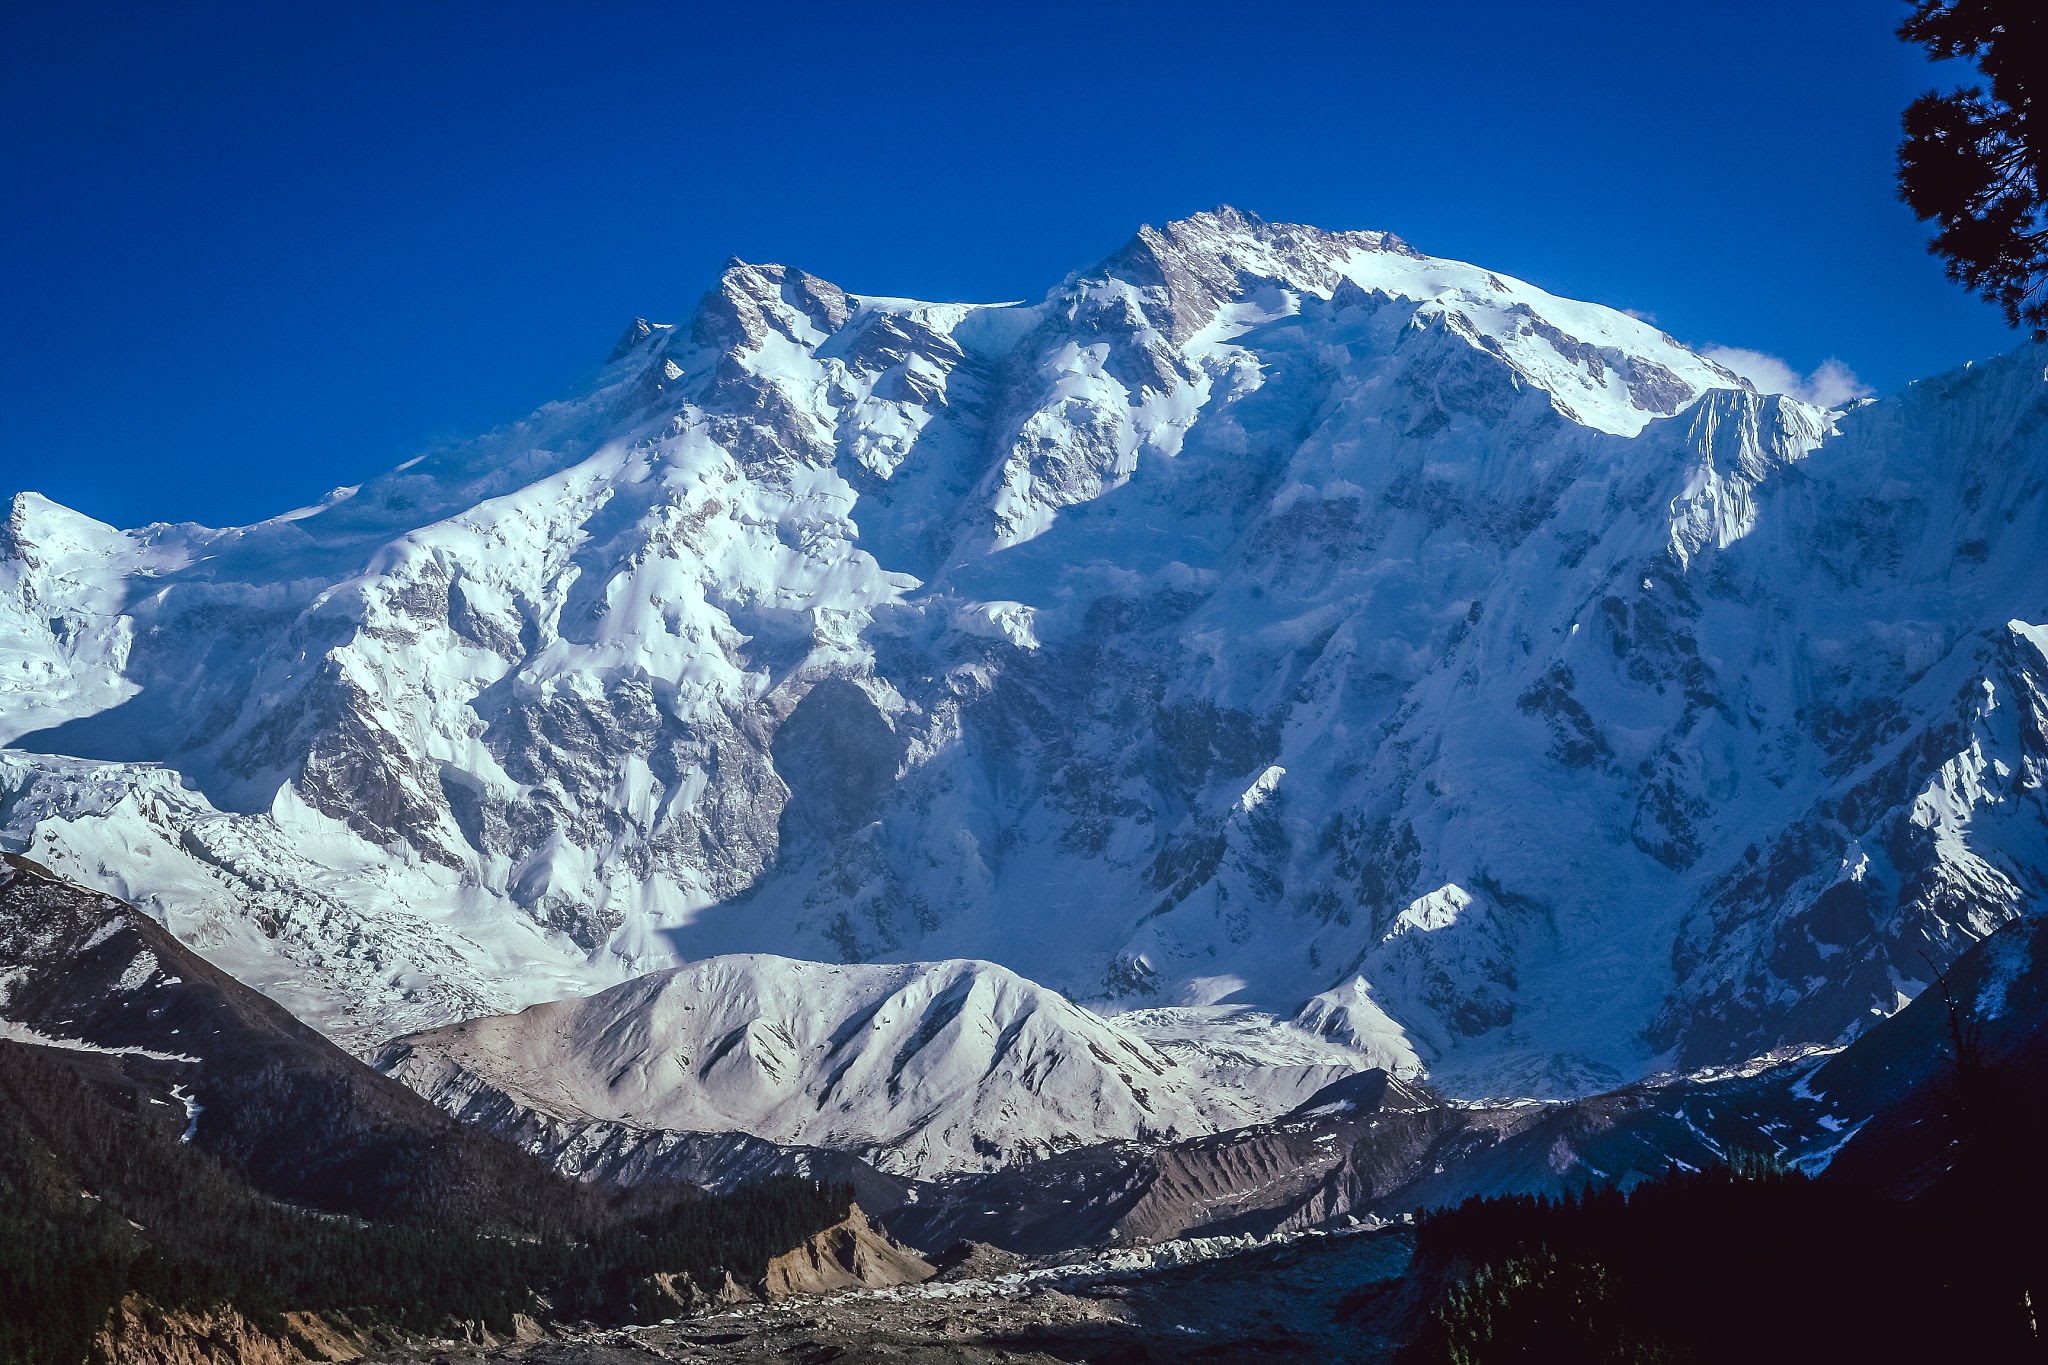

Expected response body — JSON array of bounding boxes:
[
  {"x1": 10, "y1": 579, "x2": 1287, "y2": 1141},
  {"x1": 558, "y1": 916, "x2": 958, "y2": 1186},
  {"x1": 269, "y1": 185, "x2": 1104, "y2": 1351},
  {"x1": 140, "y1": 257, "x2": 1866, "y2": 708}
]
[
  {"x1": 0, "y1": 851, "x2": 636, "y2": 1232},
  {"x1": 0, "y1": 855, "x2": 852, "y2": 1364},
  {"x1": 1394, "y1": 1159, "x2": 2048, "y2": 1363}
]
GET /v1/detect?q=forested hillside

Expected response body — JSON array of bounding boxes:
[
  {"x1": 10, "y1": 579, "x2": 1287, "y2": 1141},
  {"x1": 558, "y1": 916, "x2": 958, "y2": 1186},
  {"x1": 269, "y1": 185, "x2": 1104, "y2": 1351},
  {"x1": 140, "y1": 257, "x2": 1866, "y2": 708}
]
[{"x1": 0, "y1": 856, "x2": 855, "y2": 1363}]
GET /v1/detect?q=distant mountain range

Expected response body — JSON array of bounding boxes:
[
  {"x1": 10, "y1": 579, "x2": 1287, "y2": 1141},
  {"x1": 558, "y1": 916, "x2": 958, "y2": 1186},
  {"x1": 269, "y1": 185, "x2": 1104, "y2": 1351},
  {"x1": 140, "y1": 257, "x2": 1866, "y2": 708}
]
[{"x1": 3, "y1": 208, "x2": 2043, "y2": 1156}]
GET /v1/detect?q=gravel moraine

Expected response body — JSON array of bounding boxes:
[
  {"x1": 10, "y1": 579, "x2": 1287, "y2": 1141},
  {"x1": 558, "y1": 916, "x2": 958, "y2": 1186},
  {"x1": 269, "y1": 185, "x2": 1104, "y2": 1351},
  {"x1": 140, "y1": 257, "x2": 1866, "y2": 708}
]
[{"x1": 371, "y1": 1228, "x2": 1418, "y2": 1364}]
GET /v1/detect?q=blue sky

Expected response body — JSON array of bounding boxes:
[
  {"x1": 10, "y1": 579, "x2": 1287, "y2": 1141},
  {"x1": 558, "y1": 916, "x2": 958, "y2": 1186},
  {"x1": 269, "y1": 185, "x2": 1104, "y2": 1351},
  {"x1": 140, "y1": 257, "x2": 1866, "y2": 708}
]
[{"x1": 1, "y1": 0, "x2": 2018, "y2": 529}]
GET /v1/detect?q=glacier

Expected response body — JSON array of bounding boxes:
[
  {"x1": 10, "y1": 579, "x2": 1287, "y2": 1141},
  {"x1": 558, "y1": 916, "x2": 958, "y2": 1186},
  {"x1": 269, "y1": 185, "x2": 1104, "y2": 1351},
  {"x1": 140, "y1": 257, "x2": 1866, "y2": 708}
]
[{"x1": 2, "y1": 206, "x2": 2043, "y2": 1102}]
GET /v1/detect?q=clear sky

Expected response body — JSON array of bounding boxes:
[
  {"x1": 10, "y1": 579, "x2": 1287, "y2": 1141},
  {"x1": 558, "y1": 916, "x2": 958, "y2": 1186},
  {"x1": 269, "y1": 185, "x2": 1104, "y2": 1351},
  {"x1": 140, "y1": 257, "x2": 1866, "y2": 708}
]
[{"x1": 1, "y1": 0, "x2": 2019, "y2": 530}]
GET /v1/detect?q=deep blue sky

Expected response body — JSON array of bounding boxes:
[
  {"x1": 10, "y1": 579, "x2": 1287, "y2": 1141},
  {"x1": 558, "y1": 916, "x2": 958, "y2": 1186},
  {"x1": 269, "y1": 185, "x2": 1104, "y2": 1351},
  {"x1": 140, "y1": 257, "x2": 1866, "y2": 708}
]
[{"x1": 1, "y1": 0, "x2": 2018, "y2": 530}]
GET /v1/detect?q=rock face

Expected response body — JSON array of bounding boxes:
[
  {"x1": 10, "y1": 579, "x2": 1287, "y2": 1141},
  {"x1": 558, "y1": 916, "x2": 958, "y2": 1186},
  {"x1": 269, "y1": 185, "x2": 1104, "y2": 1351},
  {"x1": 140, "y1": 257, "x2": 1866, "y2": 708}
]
[
  {"x1": 93, "y1": 1297, "x2": 307, "y2": 1365},
  {"x1": 759, "y1": 1204, "x2": 935, "y2": 1298},
  {"x1": 2, "y1": 207, "x2": 2044, "y2": 1098},
  {"x1": 377, "y1": 954, "x2": 1275, "y2": 1177}
]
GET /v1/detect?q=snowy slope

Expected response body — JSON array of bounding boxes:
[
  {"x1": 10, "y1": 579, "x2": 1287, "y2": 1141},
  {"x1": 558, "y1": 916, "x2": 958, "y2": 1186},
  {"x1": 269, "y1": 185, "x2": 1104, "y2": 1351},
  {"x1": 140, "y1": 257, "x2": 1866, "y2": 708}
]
[
  {"x1": 377, "y1": 954, "x2": 1263, "y2": 1177},
  {"x1": 2, "y1": 208, "x2": 2044, "y2": 1099}
]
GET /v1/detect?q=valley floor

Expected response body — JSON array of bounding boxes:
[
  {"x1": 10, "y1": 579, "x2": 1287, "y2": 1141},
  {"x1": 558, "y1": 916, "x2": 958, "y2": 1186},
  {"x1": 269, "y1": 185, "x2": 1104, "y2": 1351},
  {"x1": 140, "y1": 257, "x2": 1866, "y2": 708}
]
[{"x1": 368, "y1": 1229, "x2": 1416, "y2": 1364}]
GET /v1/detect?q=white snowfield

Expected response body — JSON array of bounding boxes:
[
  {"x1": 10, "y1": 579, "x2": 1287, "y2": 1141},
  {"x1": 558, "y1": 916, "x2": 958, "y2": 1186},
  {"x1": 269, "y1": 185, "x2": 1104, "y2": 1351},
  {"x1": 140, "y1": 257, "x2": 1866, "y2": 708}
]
[
  {"x1": 2, "y1": 209, "x2": 2044, "y2": 1120},
  {"x1": 380, "y1": 953, "x2": 1287, "y2": 1178}
]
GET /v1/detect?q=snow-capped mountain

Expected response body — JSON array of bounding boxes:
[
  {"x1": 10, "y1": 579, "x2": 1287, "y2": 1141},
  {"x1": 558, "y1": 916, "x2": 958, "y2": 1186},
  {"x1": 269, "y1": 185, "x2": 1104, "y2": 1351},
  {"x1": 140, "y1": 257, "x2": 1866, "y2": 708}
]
[
  {"x1": 378, "y1": 954, "x2": 1274, "y2": 1177},
  {"x1": 2, "y1": 208, "x2": 2043, "y2": 1098}
]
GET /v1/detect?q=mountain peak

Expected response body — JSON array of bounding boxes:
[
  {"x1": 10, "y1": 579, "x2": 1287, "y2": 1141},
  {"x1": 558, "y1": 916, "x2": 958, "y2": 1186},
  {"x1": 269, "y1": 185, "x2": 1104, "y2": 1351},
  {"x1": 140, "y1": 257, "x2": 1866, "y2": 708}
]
[
  {"x1": 1104, "y1": 207, "x2": 1416, "y2": 286},
  {"x1": 2, "y1": 492, "x2": 125, "y2": 570},
  {"x1": 689, "y1": 259, "x2": 855, "y2": 354},
  {"x1": 607, "y1": 316, "x2": 667, "y2": 362},
  {"x1": 1073, "y1": 209, "x2": 1450, "y2": 355}
]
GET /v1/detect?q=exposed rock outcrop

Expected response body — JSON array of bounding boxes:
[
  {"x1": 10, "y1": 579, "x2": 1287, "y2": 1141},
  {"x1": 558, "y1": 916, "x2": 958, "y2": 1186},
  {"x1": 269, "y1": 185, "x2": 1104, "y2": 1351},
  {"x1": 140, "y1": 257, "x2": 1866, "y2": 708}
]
[
  {"x1": 760, "y1": 1204, "x2": 936, "y2": 1297},
  {"x1": 94, "y1": 1297, "x2": 304, "y2": 1365}
]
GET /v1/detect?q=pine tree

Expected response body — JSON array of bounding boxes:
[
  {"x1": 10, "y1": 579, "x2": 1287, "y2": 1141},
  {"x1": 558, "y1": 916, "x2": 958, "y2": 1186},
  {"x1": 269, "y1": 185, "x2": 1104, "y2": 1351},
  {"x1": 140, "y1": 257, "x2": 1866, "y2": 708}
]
[{"x1": 1897, "y1": 1, "x2": 2048, "y2": 336}]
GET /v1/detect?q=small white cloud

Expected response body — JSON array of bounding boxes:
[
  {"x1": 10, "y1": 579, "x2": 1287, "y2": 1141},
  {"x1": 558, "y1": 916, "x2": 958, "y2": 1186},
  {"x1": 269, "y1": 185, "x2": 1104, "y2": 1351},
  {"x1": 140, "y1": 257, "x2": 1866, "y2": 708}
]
[
  {"x1": 1702, "y1": 346, "x2": 1800, "y2": 394},
  {"x1": 1799, "y1": 358, "x2": 1871, "y2": 408},
  {"x1": 1701, "y1": 346, "x2": 1873, "y2": 408},
  {"x1": 1622, "y1": 307, "x2": 1659, "y2": 325}
]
